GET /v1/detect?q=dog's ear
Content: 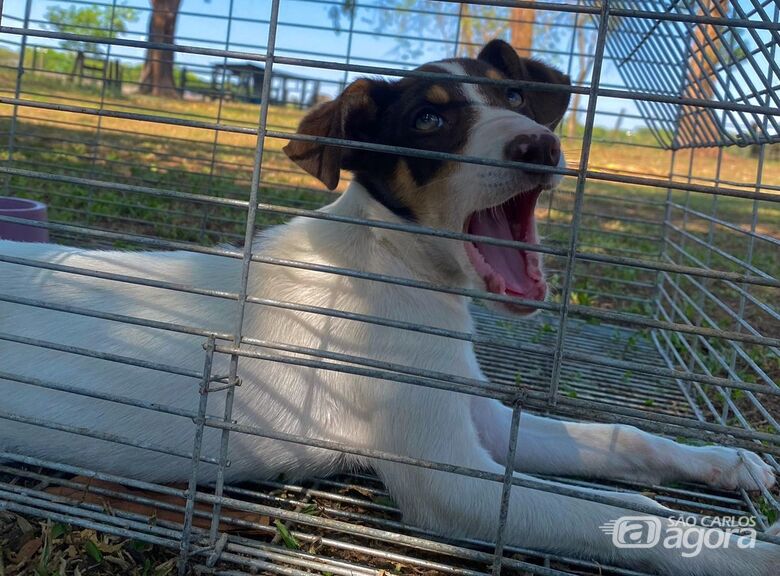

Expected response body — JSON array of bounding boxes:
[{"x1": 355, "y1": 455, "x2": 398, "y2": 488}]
[
  {"x1": 478, "y1": 39, "x2": 571, "y2": 130},
  {"x1": 283, "y1": 79, "x2": 380, "y2": 190}
]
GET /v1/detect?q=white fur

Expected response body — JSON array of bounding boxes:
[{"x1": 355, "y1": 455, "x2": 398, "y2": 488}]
[
  {"x1": 1, "y1": 111, "x2": 777, "y2": 575},
  {"x1": 460, "y1": 106, "x2": 564, "y2": 205},
  {"x1": 436, "y1": 61, "x2": 488, "y2": 106}
]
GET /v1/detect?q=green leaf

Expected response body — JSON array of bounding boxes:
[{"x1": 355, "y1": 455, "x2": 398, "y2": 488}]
[
  {"x1": 758, "y1": 498, "x2": 779, "y2": 525},
  {"x1": 50, "y1": 523, "x2": 67, "y2": 539},
  {"x1": 130, "y1": 540, "x2": 152, "y2": 552},
  {"x1": 371, "y1": 495, "x2": 396, "y2": 507},
  {"x1": 274, "y1": 520, "x2": 300, "y2": 550},
  {"x1": 301, "y1": 503, "x2": 320, "y2": 515},
  {"x1": 84, "y1": 540, "x2": 103, "y2": 563}
]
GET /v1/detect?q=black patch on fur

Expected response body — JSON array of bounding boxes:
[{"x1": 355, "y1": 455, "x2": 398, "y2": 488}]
[
  {"x1": 356, "y1": 174, "x2": 417, "y2": 221},
  {"x1": 338, "y1": 65, "x2": 478, "y2": 220},
  {"x1": 358, "y1": 65, "x2": 475, "y2": 201}
]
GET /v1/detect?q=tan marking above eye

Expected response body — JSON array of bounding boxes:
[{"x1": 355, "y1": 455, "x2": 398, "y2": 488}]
[
  {"x1": 485, "y1": 69, "x2": 503, "y2": 80},
  {"x1": 425, "y1": 85, "x2": 450, "y2": 105}
]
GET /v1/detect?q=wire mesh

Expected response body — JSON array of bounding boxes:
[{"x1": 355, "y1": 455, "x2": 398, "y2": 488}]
[
  {"x1": 0, "y1": 1, "x2": 779, "y2": 575},
  {"x1": 587, "y1": 0, "x2": 780, "y2": 149}
]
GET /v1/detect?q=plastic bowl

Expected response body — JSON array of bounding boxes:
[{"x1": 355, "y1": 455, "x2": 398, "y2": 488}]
[{"x1": 0, "y1": 197, "x2": 49, "y2": 242}]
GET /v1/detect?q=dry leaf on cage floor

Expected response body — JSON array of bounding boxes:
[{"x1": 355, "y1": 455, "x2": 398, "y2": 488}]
[
  {"x1": 45, "y1": 477, "x2": 269, "y2": 532},
  {"x1": 9, "y1": 536, "x2": 42, "y2": 566}
]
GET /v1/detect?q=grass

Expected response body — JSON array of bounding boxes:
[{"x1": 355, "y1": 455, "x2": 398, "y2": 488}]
[{"x1": 0, "y1": 68, "x2": 334, "y2": 244}]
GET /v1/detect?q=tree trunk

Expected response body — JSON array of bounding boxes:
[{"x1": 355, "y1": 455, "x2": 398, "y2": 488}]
[
  {"x1": 510, "y1": 4, "x2": 534, "y2": 57},
  {"x1": 458, "y1": 4, "x2": 476, "y2": 57},
  {"x1": 138, "y1": 0, "x2": 181, "y2": 97},
  {"x1": 566, "y1": 68, "x2": 591, "y2": 138},
  {"x1": 567, "y1": 13, "x2": 594, "y2": 137},
  {"x1": 678, "y1": 0, "x2": 729, "y2": 148}
]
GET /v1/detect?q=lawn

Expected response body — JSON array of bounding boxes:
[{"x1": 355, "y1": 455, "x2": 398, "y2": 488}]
[
  {"x1": 1, "y1": 65, "x2": 779, "y2": 576},
  {"x1": 2, "y1": 65, "x2": 778, "y2": 342},
  {"x1": 1, "y1": 64, "x2": 776, "y2": 351}
]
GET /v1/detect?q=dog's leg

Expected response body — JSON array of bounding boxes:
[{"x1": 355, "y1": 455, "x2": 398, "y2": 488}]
[
  {"x1": 470, "y1": 397, "x2": 776, "y2": 491},
  {"x1": 373, "y1": 395, "x2": 779, "y2": 576}
]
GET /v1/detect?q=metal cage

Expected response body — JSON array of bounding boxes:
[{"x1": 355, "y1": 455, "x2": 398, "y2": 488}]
[{"x1": 0, "y1": 0, "x2": 778, "y2": 575}]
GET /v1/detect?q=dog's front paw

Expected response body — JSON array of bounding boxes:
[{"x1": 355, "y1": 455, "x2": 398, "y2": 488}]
[{"x1": 696, "y1": 447, "x2": 775, "y2": 492}]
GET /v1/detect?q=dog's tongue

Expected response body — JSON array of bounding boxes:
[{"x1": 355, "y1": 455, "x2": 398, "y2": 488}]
[{"x1": 466, "y1": 191, "x2": 544, "y2": 300}]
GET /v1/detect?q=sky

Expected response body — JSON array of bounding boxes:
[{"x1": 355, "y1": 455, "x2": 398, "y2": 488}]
[
  {"x1": 1, "y1": 2, "x2": 627, "y2": 91},
  {"x1": 3, "y1": 0, "x2": 775, "y2": 136},
  {"x1": 2, "y1": 0, "x2": 478, "y2": 90}
]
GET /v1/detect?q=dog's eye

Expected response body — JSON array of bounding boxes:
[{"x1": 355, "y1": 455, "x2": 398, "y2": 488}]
[
  {"x1": 506, "y1": 88, "x2": 524, "y2": 108},
  {"x1": 414, "y1": 110, "x2": 444, "y2": 132}
]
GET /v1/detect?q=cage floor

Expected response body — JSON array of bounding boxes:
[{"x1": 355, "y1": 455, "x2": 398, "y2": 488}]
[
  {"x1": 0, "y1": 310, "x2": 770, "y2": 576},
  {"x1": 472, "y1": 307, "x2": 694, "y2": 418}
]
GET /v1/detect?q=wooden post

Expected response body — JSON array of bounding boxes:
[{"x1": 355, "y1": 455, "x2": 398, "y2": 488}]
[
  {"x1": 312, "y1": 80, "x2": 320, "y2": 107},
  {"x1": 112, "y1": 59, "x2": 121, "y2": 95},
  {"x1": 76, "y1": 52, "x2": 85, "y2": 85}
]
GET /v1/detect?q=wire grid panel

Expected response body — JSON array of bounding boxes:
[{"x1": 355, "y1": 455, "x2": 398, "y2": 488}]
[
  {"x1": 586, "y1": 0, "x2": 780, "y2": 149},
  {"x1": 0, "y1": 1, "x2": 779, "y2": 575}
]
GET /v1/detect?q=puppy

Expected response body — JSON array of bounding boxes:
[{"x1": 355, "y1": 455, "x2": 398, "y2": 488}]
[{"x1": 0, "y1": 39, "x2": 777, "y2": 575}]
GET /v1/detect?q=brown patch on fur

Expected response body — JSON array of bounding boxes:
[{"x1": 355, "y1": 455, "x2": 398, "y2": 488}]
[
  {"x1": 485, "y1": 68, "x2": 503, "y2": 80},
  {"x1": 401, "y1": 161, "x2": 461, "y2": 230},
  {"x1": 283, "y1": 79, "x2": 379, "y2": 190},
  {"x1": 345, "y1": 78, "x2": 372, "y2": 94},
  {"x1": 425, "y1": 84, "x2": 450, "y2": 105},
  {"x1": 393, "y1": 160, "x2": 418, "y2": 207},
  {"x1": 390, "y1": 158, "x2": 463, "y2": 232}
]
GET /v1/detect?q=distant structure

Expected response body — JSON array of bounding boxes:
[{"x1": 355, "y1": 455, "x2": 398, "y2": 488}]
[
  {"x1": 181, "y1": 62, "x2": 321, "y2": 108},
  {"x1": 70, "y1": 50, "x2": 123, "y2": 96}
]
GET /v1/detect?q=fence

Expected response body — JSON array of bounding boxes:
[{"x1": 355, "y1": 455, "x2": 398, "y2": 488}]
[
  {"x1": 71, "y1": 50, "x2": 123, "y2": 94},
  {"x1": 0, "y1": 0, "x2": 779, "y2": 575}
]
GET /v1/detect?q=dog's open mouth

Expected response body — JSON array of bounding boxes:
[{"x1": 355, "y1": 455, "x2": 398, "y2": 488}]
[{"x1": 464, "y1": 188, "x2": 546, "y2": 309}]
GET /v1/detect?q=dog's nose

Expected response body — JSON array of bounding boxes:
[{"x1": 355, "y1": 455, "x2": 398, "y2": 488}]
[{"x1": 504, "y1": 133, "x2": 561, "y2": 168}]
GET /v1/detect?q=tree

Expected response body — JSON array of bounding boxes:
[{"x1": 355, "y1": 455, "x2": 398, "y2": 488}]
[
  {"x1": 332, "y1": 1, "x2": 536, "y2": 60},
  {"x1": 454, "y1": 3, "x2": 511, "y2": 57},
  {"x1": 565, "y1": 12, "x2": 596, "y2": 137},
  {"x1": 45, "y1": 4, "x2": 138, "y2": 56},
  {"x1": 138, "y1": 0, "x2": 182, "y2": 97},
  {"x1": 509, "y1": 4, "x2": 535, "y2": 57},
  {"x1": 533, "y1": 9, "x2": 597, "y2": 137},
  {"x1": 332, "y1": 1, "x2": 510, "y2": 61}
]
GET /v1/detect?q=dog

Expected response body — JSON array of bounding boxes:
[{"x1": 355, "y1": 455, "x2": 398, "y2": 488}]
[{"x1": 0, "y1": 40, "x2": 778, "y2": 575}]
